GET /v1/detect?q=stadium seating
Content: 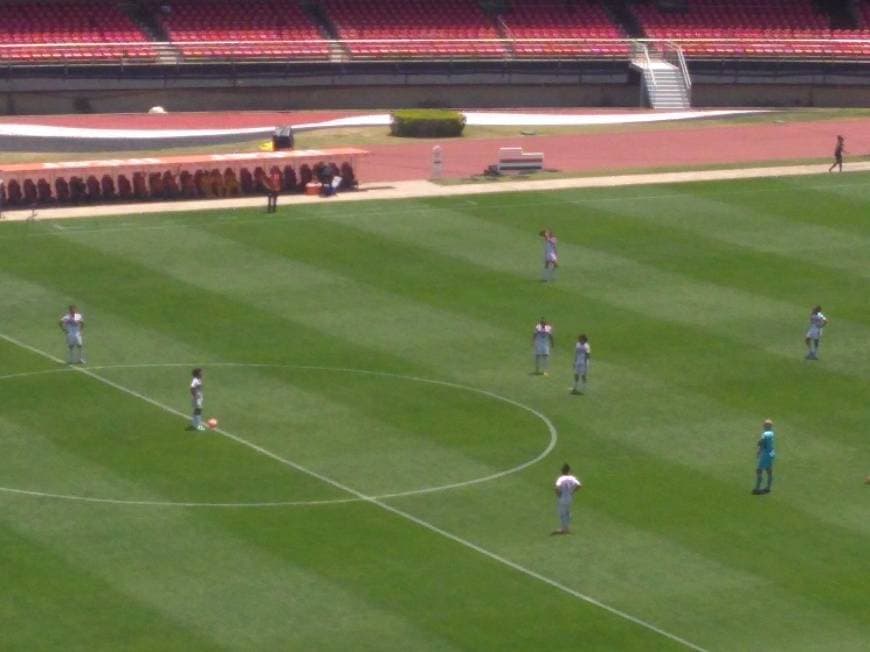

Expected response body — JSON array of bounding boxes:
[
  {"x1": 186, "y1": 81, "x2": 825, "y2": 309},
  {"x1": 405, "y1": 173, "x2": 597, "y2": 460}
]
[
  {"x1": 499, "y1": 0, "x2": 628, "y2": 58},
  {"x1": 630, "y1": 0, "x2": 849, "y2": 58},
  {"x1": 0, "y1": 1, "x2": 155, "y2": 63},
  {"x1": 158, "y1": 0, "x2": 330, "y2": 60},
  {"x1": 847, "y1": 0, "x2": 870, "y2": 42},
  {"x1": 321, "y1": 0, "x2": 505, "y2": 58},
  {"x1": 1, "y1": 1, "x2": 868, "y2": 66}
]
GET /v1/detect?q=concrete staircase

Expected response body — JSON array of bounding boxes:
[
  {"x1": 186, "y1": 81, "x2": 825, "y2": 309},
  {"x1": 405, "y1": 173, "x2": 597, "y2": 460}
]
[
  {"x1": 121, "y1": 1, "x2": 180, "y2": 64},
  {"x1": 630, "y1": 41, "x2": 692, "y2": 110},
  {"x1": 301, "y1": 0, "x2": 350, "y2": 62},
  {"x1": 639, "y1": 61, "x2": 691, "y2": 110}
]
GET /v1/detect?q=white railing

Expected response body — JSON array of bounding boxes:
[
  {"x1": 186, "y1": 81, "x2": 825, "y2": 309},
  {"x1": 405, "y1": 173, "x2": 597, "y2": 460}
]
[
  {"x1": 631, "y1": 41, "x2": 657, "y2": 90},
  {"x1": 659, "y1": 41, "x2": 692, "y2": 93},
  {"x1": 676, "y1": 44, "x2": 692, "y2": 89}
]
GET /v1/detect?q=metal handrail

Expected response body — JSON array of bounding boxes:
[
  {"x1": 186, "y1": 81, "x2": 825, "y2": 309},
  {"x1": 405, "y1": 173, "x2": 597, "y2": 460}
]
[
  {"x1": 674, "y1": 44, "x2": 692, "y2": 89},
  {"x1": 642, "y1": 43, "x2": 657, "y2": 90}
]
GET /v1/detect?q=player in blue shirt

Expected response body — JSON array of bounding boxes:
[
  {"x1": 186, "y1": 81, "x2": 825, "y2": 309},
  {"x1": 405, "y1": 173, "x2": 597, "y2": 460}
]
[{"x1": 752, "y1": 419, "x2": 775, "y2": 495}]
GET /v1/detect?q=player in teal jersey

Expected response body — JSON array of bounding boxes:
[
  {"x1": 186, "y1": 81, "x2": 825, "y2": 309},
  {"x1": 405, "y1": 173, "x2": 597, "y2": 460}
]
[{"x1": 752, "y1": 419, "x2": 775, "y2": 495}]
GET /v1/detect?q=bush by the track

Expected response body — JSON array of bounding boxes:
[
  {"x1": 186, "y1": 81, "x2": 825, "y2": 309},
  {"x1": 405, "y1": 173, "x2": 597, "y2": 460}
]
[{"x1": 390, "y1": 109, "x2": 466, "y2": 138}]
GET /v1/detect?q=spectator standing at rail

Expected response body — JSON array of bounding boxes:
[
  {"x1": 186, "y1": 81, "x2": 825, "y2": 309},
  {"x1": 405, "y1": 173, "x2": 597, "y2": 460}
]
[{"x1": 828, "y1": 135, "x2": 845, "y2": 173}]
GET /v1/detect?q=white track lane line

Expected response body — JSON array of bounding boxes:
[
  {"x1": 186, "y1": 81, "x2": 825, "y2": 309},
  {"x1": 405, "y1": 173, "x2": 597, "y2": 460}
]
[{"x1": 0, "y1": 332, "x2": 708, "y2": 652}]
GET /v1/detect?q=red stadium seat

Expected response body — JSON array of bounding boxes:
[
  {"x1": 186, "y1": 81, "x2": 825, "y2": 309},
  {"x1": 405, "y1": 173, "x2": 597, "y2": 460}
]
[
  {"x1": 0, "y1": 1, "x2": 156, "y2": 64},
  {"x1": 630, "y1": 0, "x2": 836, "y2": 58},
  {"x1": 161, "y1": 1, "x2": 329, "y2": 60},
  {"x1": 322, "y1": 0, "x2": 505, "y2": 58},
  {"x1": 499, "y1": 1, "x2": 627, "y2": 58}
]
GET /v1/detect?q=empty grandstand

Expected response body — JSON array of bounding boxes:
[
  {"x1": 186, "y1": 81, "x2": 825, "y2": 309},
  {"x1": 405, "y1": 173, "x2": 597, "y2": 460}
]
[
  {"x1": 156, "y1": 0, "x2": 329, "y2": 60},
  {"x1": 0, "y1": 0, "x2": 155, "y2": 63},
  {"x1": 2, "y1": 1, "x2": 870, "y2": 64},
  {"x1": 499, "y1": 0, "x2": 629, "y2": 57},
  {"x1": 0, "y1": 1, "x2": 867, "y2": 112},
  {"x1": 322, "y1": 0, "x2": 504, "y2": 58}
]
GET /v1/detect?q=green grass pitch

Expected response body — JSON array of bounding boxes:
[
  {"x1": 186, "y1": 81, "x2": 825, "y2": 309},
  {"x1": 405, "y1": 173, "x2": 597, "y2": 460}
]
[{"x1": 0, "y1": 173, "x2": 868, "y2": 651}]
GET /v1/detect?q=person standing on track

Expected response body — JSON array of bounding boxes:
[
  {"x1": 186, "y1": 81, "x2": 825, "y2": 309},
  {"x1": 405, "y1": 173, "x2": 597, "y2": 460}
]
[{"x1": 828, "y1": 135, "x2": 846, "y2": 173}]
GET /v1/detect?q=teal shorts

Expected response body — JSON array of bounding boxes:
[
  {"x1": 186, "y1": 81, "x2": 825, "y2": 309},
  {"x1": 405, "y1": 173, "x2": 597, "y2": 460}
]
[{"x1": 757, "y1": 454, "x2": 774, "y2": 471}]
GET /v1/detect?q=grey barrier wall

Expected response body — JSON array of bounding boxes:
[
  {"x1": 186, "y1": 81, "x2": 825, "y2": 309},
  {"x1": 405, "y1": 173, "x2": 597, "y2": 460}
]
[
  {"x1": 1, "y1": 60, "x2": 868, "y2": 114},
  {"x1": 2, "y1": 84, "x2": 638, "y2": 115}
]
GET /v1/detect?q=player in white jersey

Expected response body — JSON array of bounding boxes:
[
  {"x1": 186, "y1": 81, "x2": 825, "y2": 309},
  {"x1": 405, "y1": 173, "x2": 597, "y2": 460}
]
[
  {"x1": 190, "y1": 368, "x2": 205, "y2": 431},
  {"x1": 540, "y1": 229, "x2": 558, "y2": 282},
  {"x1": 552, "y1": 463, "x2": 582, "y2": 535},
  {"x1": 532, "y1": 318, "x2": 554, "y2": 375},
  {"x1": 571, "y1": 334, "x2": 591, "y2": 395},
  {"x1": 58, "y1": 304, "x2": 85, "y2": 364},
  {"x1": 804, "y1": 305, "x2": 828, "y2": 360}
]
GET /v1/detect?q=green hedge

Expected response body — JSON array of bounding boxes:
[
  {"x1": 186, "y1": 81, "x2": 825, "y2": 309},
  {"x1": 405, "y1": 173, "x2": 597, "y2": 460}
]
[{"x1": 390, "y1": 109, "x2": 466, "y2": 138}]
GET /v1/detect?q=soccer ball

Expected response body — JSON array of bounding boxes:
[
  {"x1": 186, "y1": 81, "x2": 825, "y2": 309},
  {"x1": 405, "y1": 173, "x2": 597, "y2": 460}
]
[{"x1": 206, "y1": 418, "x2": 218, "y2": 430}]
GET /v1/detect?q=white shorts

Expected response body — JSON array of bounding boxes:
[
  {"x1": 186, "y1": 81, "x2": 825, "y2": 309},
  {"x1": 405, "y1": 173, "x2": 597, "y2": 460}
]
[
  {"x1": 806, "y1": 327, "x2": 821, "y2": 339},
  {"x1": 545, "y1": 253, "x2": 558, "y2": 264},
  {"x1": 66, "y1": 333, "x2": 83, "y2": 347},
  {"x1": 192, "y1": 397, "x2": 203, "y2": 410},
  {"x1": 574, "y1": 362, "x2": 588, "y2": 375}
]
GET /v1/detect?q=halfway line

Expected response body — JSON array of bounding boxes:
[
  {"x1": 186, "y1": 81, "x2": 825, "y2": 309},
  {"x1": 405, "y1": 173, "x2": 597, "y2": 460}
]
[{"x1": 0, "y1": 332, "x2": 708, "y2": 652}]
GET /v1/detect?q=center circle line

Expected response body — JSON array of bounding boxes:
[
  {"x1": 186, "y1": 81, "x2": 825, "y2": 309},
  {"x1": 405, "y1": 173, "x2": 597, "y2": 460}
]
[{"x1": 0, "y1": 362, "x2": 557, "y2": 508}]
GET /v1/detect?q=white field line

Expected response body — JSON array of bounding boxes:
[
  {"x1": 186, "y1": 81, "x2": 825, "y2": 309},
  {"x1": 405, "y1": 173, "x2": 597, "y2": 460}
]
[
  {"x1": 0, "y1": 367, "x2": 74, "y2": 382},
  {"x1": 83, "y1": 362, "x2": 559, "y2": 500},
  {"x1": 0, "y1": 486, "x2": 359, "y2": 508},
  {"x1": 0, "y1": 362, "x2": 557, "y2": 507},
  {"x1": 0, "y1": 332, "x2": 708, "y2": 652}
]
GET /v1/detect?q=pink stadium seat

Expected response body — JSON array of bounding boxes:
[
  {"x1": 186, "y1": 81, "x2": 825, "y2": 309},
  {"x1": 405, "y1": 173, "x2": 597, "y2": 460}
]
[
  {"x1": 0, "y1": 1, "x2": 155, "y2": 63},
  {"x1": 322, "y1": 0, "x2": 505, "y2": 58},
  {"x1": 500, "y1": 0, "x2": 627, "y2": 58},
  {"x1": 630, "y1": 0, "x2": 847, "y2": 58},
  {"x1": 160, "y1": 0, "x2": 329, "y2": 60}
]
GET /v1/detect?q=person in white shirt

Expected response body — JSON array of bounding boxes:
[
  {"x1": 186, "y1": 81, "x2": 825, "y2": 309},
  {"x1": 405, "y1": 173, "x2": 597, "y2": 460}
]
[
  {"x1": 58, "y1": 304, "x2": 85, "y2": 364},
  {"x1": 540, "y1": 229, "x2": 558, "y2": 282},
  {"x1": 553, "y1": 463, "x2": 582, "y2": 535},
  {"x1": 572, "y1": 334, "x2": 591, "y2": 394},
  {"x1": 805, "y1": 305, "x2": 828, "y2": 360},
  {"x1": 532, "y1": 318, "x2": 554, "y2": 375},
  {"x1": 190, "y1": 368, "x2": 205, "y2": 431}
]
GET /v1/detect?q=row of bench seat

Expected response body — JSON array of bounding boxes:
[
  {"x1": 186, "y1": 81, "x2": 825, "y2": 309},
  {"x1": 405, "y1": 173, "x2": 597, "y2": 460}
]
[{"x1": 1, "y1": 0, "x2": 869, "y2": 64}]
